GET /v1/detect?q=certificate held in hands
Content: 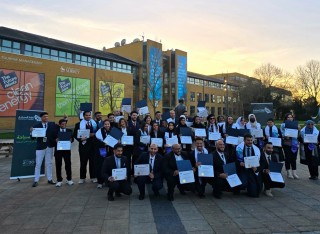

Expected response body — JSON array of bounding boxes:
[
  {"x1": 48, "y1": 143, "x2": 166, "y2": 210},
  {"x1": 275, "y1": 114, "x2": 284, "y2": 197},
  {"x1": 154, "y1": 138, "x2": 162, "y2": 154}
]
[
  {"x1": 244, "y1": 156, "x2": 260, "y2": 168},
  {"x1": 269, "y1": 161, "x2": 284, "y2": 183},
  {"x1": 223, "y1": 162, "x2": 242, "y2": 188},
  {"x1": 57, "y1": 131, "x2": 72, "y2": 150},
  {"x1": 112, "y1": 168, "x2": 127, "y2": 180},
  {"x1": 166, "y1": 137, "x2": 178, "y2": 146},
  {"x1": 208, "y1": 132, "x2": 221, "y2": 141},
  {"x1": 197, "y1": 154, "x2": 214, "y2": 177},
  {"x1": 77, "y1": 129, "x2": 90, "y2": 138},
  {"x1": 176, "y1": 160, "x2": 195, "y2": 184},
  {"x1": 134, "y1": 164, "x2": 150, "y2": 176},
  {"x1": 180, "y1": 127, "x2": 193, "y2": 144},
  {"x1": 121, "y1": 135, "x2": 134, "y2": 145},
  {"x1": 32, "y1": 128, "x2": 46, "y2": 137},
  {"x1": 268, "y1": 137, "x2": 282, "y2": 147},
  {"x1": 194, "y1": 128, "x2": 206, "y2": 137}
]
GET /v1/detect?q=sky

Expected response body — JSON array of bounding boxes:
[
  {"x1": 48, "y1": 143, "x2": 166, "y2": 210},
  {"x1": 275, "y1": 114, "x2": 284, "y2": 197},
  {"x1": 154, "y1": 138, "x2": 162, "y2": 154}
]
[{"x1": 1, "y1": 0, "x2": 320, "y2": 77}]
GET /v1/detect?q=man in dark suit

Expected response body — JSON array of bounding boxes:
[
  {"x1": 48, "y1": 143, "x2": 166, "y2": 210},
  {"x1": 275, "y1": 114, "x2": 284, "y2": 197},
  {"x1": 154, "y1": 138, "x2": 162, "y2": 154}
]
[
  {"x1": 189, "y1": 138, "x2": 213, "y2": 198},
  {"x1": 134, "y1": 143, "x2": 163, "y2": 200},
  {"x1": 213, "y1": 139, "x2": 240, "y2": 198},
  {"x1": 127, "y1": 111, "x2": 140, "y2": 136},
  {"x1": 94, "y1": 111, "x2": 103, "y2": 129},
  {"x1": 101, "y1": 143, "x2": 132, "y2": 201},
  {"x1": 30, "y1": 112, "x2": 59, "y2": 187},
  {"x1": 73, "y1": 111, "x2": 97, "y2": 184},
  {"x1": 260, "y1": 142, "x2": 285, "y2": 197},
  {"x1": 53, "y1": 119, "x2": 74, "y2": 187},
  {"x1": 163, "y1": 144, "x2": 195, "y2": 201},
  {"x1": 152, "y1": 111, "x2": 163, "y2": 127}
]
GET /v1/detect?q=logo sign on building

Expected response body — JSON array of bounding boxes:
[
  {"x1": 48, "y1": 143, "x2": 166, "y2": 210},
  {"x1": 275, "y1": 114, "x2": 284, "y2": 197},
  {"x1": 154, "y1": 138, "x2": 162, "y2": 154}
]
[
  {"x1": 10, "y1": 109, "x2": 45, "y2": 179},
  {"x1": 57, "y1": 77, "x2": 72, "y2": 93},
  {"x1": 0, "y1": 69, "x2": 45, "y2": 117},
  {"x1": 250, "y1": 103, "x2": 273, "y2": 126}
]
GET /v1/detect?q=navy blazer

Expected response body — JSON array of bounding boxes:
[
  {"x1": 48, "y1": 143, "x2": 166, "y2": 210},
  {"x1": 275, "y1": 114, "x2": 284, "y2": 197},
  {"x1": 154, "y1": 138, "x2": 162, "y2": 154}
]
[
  {"x1": 101, "y1": 155, "x2": 130, "y2": 182},
  {"x1": 135, "y1": 152, "x2": 163, "y2": 179},
  {"x1": 213, "y1": 150, "x2": 233, "y2": 178},
  {"x1": 162, "y1": 151, "x2": 189, "y2": 178},
  {"x1": 31, "y1": 122, "x2": 58, "y2": 150}
]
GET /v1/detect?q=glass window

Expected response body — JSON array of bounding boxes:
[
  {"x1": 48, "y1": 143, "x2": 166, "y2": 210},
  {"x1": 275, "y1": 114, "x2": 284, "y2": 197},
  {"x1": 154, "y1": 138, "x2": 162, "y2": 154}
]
[
  {"x1": 67, "y1": 53, "x2": 72, "y2": 59},
  {"x1": 75, "y1": 54, "x2": 81, "y2": 60},
  {"x1": 2, "y1": 40, "x2": 11, "y2": 47},
  {"x1": 33, "y1": 46, "x2": 41, "y2": 53},
  {"x1": 81, "y1": 56, "x2": 87, "y2": 62},
  {"x1": 42, "y1": 48, "x2": 50, "y2": 54},
  {"x1": 211, "y1": 94, "x2": 215, "y2": 103},
  {"x1": 205, "y1": 93, "x2": 209, "y2": 102},
  {"x1": 59, "y1": 51, "x2": 66, "y2": 58},
  {"x1": 190, "y1": 106, "x2": 195, "y2": 115},
  {"x1": 13, "y1": 42, "x2": 20, "y2": 49},
  {"x1": 25, "y1": 44, "x2": 32, "y2": 51},
  {"x1": 51, "y1": 50, "x2": 58, "y2": 56}
]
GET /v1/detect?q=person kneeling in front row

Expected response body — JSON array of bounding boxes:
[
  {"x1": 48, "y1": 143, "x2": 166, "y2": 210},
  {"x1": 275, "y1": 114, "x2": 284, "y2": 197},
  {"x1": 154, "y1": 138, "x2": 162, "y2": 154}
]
[{"x1": 101, "y1": 143, "x2": 132, "y2": 201}]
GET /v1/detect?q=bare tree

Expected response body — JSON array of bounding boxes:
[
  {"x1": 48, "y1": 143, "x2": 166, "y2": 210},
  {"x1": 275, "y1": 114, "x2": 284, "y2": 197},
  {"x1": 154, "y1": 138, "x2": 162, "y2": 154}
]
[
  {"x1": 147, "y1": 46, "x2": 163, "y2": 116},
  {"x1": 296, "y1": 60, "x2": 320, "y2": 103},
  {"x1": 254, "y1": 63, "x2": 293, "y2": 89},
  {"x1": 99, "y1": 77, "x2": 124, "y2": 114}
]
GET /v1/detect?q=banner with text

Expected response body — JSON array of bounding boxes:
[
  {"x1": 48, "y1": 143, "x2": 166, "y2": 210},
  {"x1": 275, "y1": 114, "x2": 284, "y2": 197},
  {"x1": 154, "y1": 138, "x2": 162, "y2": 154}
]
[
  {"x1": 10, "y1": 109, "x2": 44, "y2": 179},
  {"x1": 0, "y1": 68, "x2": 44, "y2": 116},
  {"x1": 250, "y1": 103, "x2": 274, "y2": 126}
]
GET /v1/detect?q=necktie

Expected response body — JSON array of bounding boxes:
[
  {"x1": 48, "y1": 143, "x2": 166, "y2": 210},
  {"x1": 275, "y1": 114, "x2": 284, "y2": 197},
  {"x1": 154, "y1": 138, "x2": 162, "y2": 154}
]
[
  {"x1": 43, "y1": 123, "x2": 47, "y2": 128},
  {"x1": 150, "y1": 157, "x2": 153, "y2": 171},
  {"x1": 133, "y1": 121, "x2": 136, "y2": 127},
  {"x1": 247, "y1": 147, "x2": 251, "y2": 156},
  {"x1": 211, "y1": 125, "x2": 213, "y2": 132},
  {"x1": 221, "y1": 153, "x2": 226, "y2": 164},
  {"x1": 86, "y1": 121, "x2": 91, "y2": 129},
  {"x1": 267, "y1": 155, "x2": 271, "y2": 164},
  {"x1": 117, "y1": 158, "x2": 121, "y2": 169},
  {"x1": 269, "y1": 127, "x2": 272, "y2": 138}
]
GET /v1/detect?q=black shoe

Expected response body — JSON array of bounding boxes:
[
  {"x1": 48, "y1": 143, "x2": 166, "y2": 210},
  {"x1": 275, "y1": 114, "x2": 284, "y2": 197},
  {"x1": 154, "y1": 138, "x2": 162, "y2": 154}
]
[
  {"x1": 108, "y1": 195, "x2": 115, "y2": 201},
  {"x1": 179, "y1": 189, "x2": 186, "y2": 195},
  {"x1": 139, "y1": 195, "x2": 145, "y2": 200},
  {"x1": 309, "y1": 176, "x2": 318, "y2": 180},
  {"x1": 213, "y1": 193, "x2": 222, "y2": 199},
  {"x1": 167, "y1": 194, "x2": 174, "y2": 201},
  {"x1": 32, "y1": 182, "x2": 38, "y2": 187},
  {"x1": 198, "y1": 194, "x2": 205, "y2": 199},
  {"x1": 48, "y1": 180, "x2": 56, "y2": 185},
  {"x1": 115, "y1": 192, "x2": 122, "y2": 197},
  {"x1": 153, "y1": 191, "x2": 160, "y2": 196}
]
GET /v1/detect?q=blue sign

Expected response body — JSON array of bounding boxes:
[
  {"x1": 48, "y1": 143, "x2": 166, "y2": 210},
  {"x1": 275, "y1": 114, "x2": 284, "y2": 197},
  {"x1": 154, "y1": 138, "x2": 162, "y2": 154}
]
[
  {"x1": 149, "y1": 46, "x2": 162, "y2": 101},
  {"x1": 177, "y1": 55, "x2": 187, "y2": 100}
]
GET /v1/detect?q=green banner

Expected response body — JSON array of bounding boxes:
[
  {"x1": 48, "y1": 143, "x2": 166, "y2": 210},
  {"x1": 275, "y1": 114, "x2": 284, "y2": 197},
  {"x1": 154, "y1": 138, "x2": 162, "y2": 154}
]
[
  {"x1": 10, "y1": 109, "x2": 44, "y2": 179},
  {"x1": 55, "y1": 76, "x2": 90, "y2": 116}
]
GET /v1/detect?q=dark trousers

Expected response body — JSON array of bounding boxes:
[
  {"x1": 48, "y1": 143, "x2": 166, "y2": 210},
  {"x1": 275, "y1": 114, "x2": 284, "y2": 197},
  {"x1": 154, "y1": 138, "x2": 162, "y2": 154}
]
[
  {"x1": 165, "y1": 175, "x2": 195, "y2": 196},
  {"x1": 107, "y1": 180, "x2": 132, "y2": 196},
  {"x1": 305, "y1": 145, "x2": 319, "y2": 177},
  {"x1": 283, "y1": 145, "x2": 297, "y2": 170},
  {"x1": 238, "y1": 170, "x2": 262, "y2": 197},
  {"x1": 79, "y1": 144, "x2": 95, "y2": 179},
  {"x1": 196, "y1": 176, "x2": 214, "y2": 195},
  {"x1": 262, "y1": 173, "x2": 285, "y2": 190},
  {"x1": 213, "y1": 177, "x2": 240, "y2": 196},
  {"x1": 94, "y1": 155, "x2": 105, "y2": 184},
  {"x1": 54, "y1": 150, "x2": 71, "y2": 182},
  {"x1": 136, "y1": 176, "x2": 163, "y2": 195}
]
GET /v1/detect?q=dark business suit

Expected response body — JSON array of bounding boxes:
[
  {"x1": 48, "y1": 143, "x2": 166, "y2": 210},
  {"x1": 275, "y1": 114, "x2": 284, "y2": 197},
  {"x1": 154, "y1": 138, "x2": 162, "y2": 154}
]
[
  {"x1": 260, "y1": 151, "x2": 285, "y2": 190},
  {"x1": 53, "y1": 128, "x2": 74, "y2": 182},
  {"x1": 73, "y1": 122, "x2": 96, "y2": 180},
  {"x1": 163, "y1": 151, "x2": 195, "y2": 199},
  {"x1": 189, "y1": 150, "x2": 214, "y2": 196},
  {"x1": 101, "y1": 155, "x2": 132, "y2": 197},
  {"x1": 213, "y1": 150, "x2": 239, "y2": 197},
  {"x1": 135, "y1": 152, "x2": 163, "y2": 196}
]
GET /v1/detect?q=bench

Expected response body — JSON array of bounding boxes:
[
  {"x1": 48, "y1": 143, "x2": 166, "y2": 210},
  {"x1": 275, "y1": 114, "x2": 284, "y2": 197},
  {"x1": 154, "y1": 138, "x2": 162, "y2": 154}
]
[{"x1": 0, "y1": 139, "x2": 14, "y2": 157}]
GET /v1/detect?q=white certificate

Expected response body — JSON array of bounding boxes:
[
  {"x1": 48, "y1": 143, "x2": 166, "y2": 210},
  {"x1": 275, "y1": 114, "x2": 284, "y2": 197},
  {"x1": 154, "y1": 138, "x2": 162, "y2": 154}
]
[
  {"x1": 104, "y1": 135, "x2": 119, "y2": 148},
  {"x1": 198, "y1": 165, "x2": 214, "y2": 177},
  {"x1": 140, "y1": 135, "x2": 150, "y2": 144},
  {"x1": 121, "y1": 135, "x2": 134, "y2": 145},
  {"x1": 284, "y1": 128, "x2": 298, "y2": 138},
  {"x1": 57, "y1": 141, "x2": 71, "y2": 150},
  {"x1": 186, "y1": 121, "x2": 193, "y2": 127},
  {"x1": 77, "y1": 129, "x2": 90, "y2": 138},
  {"x1": 226, "y1": 136, "x2": 239, "y2": 145},
  {"x1": 112, "y1": 168, "x2": 127, "y2": 181},
  {"x1": 121, "y1": 105, "x2": 131, "y2": 113},
  {"x1": 180, "y1": 136, "x2": 192, "y2": 144},
  {"x1": 166, "y1": 137, "x2": 179, "y2": 146},
  {"x1": 269, "y1": 172, "x2": 284, "y2": 183},
  {"x1": 179, "y1": 170, "x2": 195, "y2": 184},
  {"x1": 134, "y1": 164, "x2": 150, "y2": 176},
  {"x1": 269, "y1": 137, "x2": 282, "y2": 147},
  {"x1": 32, "y1": 128, "x2": 46, "y2": 137},
  {"x1": 208, "y1": 132, "x2": 221, "y2": 141},
  {"x1": 194, "y1": 128, "x2": 206, "y2": 137},
  {"x1": 151, "y1": 138, "x2": 163, "y2": 147},
  {"x1": 304, "y1": 134, "x2": 318, "y2": 143},
  {"x1": 139, "y1": 106, "x2": 149, "y2": 115},
  {"x1": 251, "y1": 129, "x2": 263, "y2": 138},
  {"x1": 115, "y1": 116, "x2": 124, "y2": 123},
  {"x1": 244, "y1": 156, "x2": 260, "y2": 168},
  {"x1": 226, "y1": 174, "x2": 242, "y2": 188}
]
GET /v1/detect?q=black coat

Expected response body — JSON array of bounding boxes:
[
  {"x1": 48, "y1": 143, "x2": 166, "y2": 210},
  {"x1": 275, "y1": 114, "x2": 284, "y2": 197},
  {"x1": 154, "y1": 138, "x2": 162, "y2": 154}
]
[{"x1": 135, "y1": 152, "x2": 163, "y2": 179}]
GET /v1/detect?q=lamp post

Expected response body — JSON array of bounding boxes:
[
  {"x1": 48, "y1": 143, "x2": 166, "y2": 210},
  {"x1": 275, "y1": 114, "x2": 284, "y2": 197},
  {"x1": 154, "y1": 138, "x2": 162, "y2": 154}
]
[{"x1": 224, "y1": 76, "x2": 228, "y2": 116}]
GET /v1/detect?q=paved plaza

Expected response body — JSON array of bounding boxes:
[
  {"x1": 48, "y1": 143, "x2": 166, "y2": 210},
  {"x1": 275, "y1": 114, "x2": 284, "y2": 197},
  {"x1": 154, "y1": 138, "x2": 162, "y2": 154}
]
[{"x1": 1, "y1": 143, "x2": 320, "y2": 234}]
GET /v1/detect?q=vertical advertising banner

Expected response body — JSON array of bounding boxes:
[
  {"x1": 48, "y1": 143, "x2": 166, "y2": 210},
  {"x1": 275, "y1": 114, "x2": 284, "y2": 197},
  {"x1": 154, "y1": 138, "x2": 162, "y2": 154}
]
[
  {"x1": 177, "y1": 55, "x2": 187, "y2": 100},
  {"x1": 251, "y1": 103, "x2": 274, "y2": 126},
  {"x1": 55, "y1": 76, "x2": 90, "y2": 116},
  {"x1": 0, "y1": 68, "x2": 44, "y2": 116},
  {"x1": 98, "y1": 81, "x2": 124, "y2": 115},
  {"x1": 149, "y1": 46, "x2": 162, "y2": 101},
  {"x1": 10, "y1": 110, "x2": 44, "y2": 179}
]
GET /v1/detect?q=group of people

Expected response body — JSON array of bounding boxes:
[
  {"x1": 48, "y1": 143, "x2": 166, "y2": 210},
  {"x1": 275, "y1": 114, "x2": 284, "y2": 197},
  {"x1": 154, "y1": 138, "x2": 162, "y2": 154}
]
[{"x1": 29, "y1": 108, "x2": 319, "y2": 201}]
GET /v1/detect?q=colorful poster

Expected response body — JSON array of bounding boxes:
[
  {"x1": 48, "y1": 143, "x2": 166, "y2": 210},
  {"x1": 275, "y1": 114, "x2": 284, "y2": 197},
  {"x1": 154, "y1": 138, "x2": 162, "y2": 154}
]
[
  {"x1": 149, "y1": 46, "x2": 162, "y2": 101},
  {"x1": 0, "y1": 69, "x2": 44, "y2": 116},
  {"x1": 98, "y1": 81, "x2": 124, "y2": 115},
  {"x1": 10, "y1": 110, "x2": 44, "y2": 179},
  {"x1": 55, "y1": 76, "x2": 90, "y2": 116},
  {"x1": 177, "y1": 55, "x2": 187, "y2": 100}
]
